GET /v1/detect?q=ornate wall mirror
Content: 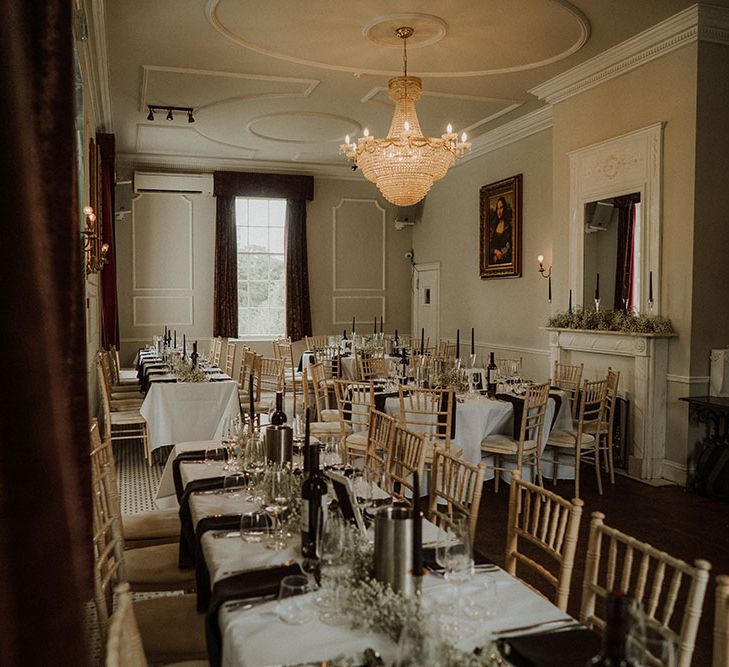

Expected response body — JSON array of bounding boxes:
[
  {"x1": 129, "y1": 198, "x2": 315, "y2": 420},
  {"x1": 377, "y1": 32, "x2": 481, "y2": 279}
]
[{"x1": 568, "y1": 123, "x2": 663, "y2": 314}]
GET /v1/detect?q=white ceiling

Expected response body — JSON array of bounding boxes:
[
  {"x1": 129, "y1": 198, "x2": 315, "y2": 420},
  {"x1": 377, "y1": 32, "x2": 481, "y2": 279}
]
[{"x1": 105, "y1": 0, "x2": 706, "y2": 176}]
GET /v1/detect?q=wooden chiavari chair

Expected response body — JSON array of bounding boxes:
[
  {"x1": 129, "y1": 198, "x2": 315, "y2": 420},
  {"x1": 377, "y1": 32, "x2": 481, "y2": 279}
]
[
  {"x1": 308, "y1": 362, "x2": 339, "y2": 422},
  {"x1": 480, "y1": 381, "x2": 550, "y2": 492},
  {"x1": 428, "y1": 447, "x2": 485, "y2": 540},
  {"x1": 224, "y1": 341, "x2": 237, "y2": 377},
  {"x1": 386, "y1": 422, "x2": 426, "y2": 506},
  {"x1": 334, "y1": 378, "x2": 375, "y2": 461},
  {"x1": 553, "y1": 360, "x2": 584, "y2": 418},
  {"x1": 301, "y1": 367, "x2": 342, "y2": 439},
  {"x1": 305, "y1": 334, "x2": 330, "y2": 349},
  {"x1": 505, "y1": 471, "x2": 583, "y2": 611},
  {"x1": 236, "y1": 348, "x2": 256, "y2": 410},
  {"x1": 581, "y1": 512, "x2": 711, "y2": 667},
  {"x1": 97, "y1": 358, "x2": 152, "y2": 465},
  {"x1": 313, "y1": 344, "x2": 341, "y2": 384},
  {"x1": 364, "y1": 409, "x2": 396, "y2": 480},
  {"x1": 495, "y1": 356, "x2": 523, "y2": 378},
  {"x1": 110, "y1": 345, "x2": 139, "y2": 384},
  {"x1": 98, "y1": 350, "x2": 144, "y2": 406},
  {"x1": 582, "y1": 368, "x2": 620, "y2": 486},
  {"x1": 435, "y1": 339, "x2": 457, "y2": 360},
  {"x1": 715, "y1": 575, "x2": 729, "y2": 667},
  {"x1": 546, "y1": 377, "x2": 609, "y2": 498},
  {"x1": 253, "y1": 356, "x2": 285, "y2": 414},
  {"x1": 358, "y1": 353, "x2": 388, "y2": 381},
  {"x1": 273, "y1": 338, "x2": 303, "y2": 415},
  {"x1": 211, "y1": 337, "x2": 223, "y2": 366}
]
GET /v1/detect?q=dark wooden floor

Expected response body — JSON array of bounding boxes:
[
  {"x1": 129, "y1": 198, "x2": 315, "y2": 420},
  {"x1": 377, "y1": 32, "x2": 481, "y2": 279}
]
[{"x1": 473, "y1": 469, "x2": 729, "y2": 666}]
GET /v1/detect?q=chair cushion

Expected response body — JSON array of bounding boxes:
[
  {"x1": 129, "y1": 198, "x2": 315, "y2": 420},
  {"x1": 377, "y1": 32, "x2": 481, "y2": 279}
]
[
  {"x1": 123, "y1": 508, "x2": 181, "y2": 544},
  {"x1": 582, "y1": 420, "x2": 609, "y2": 435},
  {"x1": 133, "y1": 594, "x2": 207, "y2": 663},
  {"x1": 310, "y1": 421, "x2": 342, "y2": 434},
  {"x1": 344, "y1": 431, "x2": 368, "y2": 450},
  {"x1": 119, "y1": 370, "x2": 139, "y2": 381},
  {"x1": 110, "y1": 411, "x2": 147, "y2": 425},
  {"x1": 547, "y1": 429, "x2": 595, "y2": 447},
  {"x1": 321, "y1": 408, "x2": 339, "y2": 422},
  {"x1": 124, "y1": 542, "x2": 195, "y2": 591},
  {"x1": 480, "y1": 434, "x2": 538, "y2": 454}
]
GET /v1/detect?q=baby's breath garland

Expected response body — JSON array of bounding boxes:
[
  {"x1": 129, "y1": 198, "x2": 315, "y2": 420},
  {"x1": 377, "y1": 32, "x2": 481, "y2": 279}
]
[
  {"x1": 173, "y1": 358, "x2": 209, "y2": 382},
  {"x1": 431, "y1": 368, "x2": 469, "y2": 392},
  {"x1": 339, "y1": 524, "x2": 504, "y2": 666},
  {"x1": 547, "y1": 308, "x2": 674, "y2": 335}
]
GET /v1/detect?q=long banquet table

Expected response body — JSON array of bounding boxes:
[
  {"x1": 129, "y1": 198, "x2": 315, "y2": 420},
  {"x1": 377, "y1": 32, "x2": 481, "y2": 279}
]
[{"x1": 173, "y1": 459, "x2": 596, "y2": 667}]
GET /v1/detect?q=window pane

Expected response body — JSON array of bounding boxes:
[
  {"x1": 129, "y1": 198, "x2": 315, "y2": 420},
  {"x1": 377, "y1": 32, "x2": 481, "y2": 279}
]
[
  {"x1": 269, "y1": 227, "x2": 284, "y2": 253},
  {"x1": 247, "y1": 226, "x2": 268, "y2": 251},
  {"x1": 237, "y1": 255, "x2": 248, "y2": 281},
  {"x1": 248, "y1": 254, "x2": 268, "y2": 280},
  {"x1": 236, "y1": 224, "x2": 247, "y2": 248},
  {"x1": 249, "y1": 199, "x2": 269, "y2": 224},
  {"x1": 235, "y1": 199, "x2": 248, "y2": 226},
  {"x1": 237, "y1": 281, "x2": 249, "y2": 307},
  {"x1": 269, "y1": 255, "x2": 285, "y2": 282},
  {"x1": 269, "y1": 280, "x2": 285, "y2": 303},
  {"x1": 249, "y1": 281, "x2": 268, "y2": 307},
  {"x1": 269, "y1": 200, "x2": 286, "y2": 226}
]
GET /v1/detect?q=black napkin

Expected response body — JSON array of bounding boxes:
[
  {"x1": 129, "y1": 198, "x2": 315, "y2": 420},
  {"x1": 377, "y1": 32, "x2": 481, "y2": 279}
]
[
  {"x1": 497, "y1": 628, "x2": 600, "y2": 667},
  {"x1": 194, "y1": 514, "x2": 243, "y2": 611},
  {"x1": 178, "y1": 476, "x2": 225, "y2": 568},
  {"x1": 205, "y1": 562, "x2": 305, "y2": 667},
  {"x1": 496, "y1": 393, "x2": 525, "y2": 439},
  {"x1": 439, "y1": 390, "x2": 457, "y2": 440},
  {"x1": 374, "y1": 390, "x2": 399, "y2": 413},
  {"x1": 172, "y1": 449, "x2": 226, "y2": 502}
]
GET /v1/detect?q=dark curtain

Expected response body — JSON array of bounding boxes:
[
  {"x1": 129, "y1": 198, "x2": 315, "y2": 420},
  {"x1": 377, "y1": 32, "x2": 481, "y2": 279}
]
[
  {"x1": 214, "y1": 196, "x2": 238, "y2": 337},
  {"x1": 613, "y1": 197, "x2": 637, "y2": 311},
  {"x1": 98, "y1": 132, "x2": 120, "y2": 349},
  {"x1": 0, "y1": 0, "x2": 91, "y2": 664},
  {"x1": 213, "y1": 171, "x2": 314, "y2": 340},
  {"x1": 285, "y1": 198, "x2": 312, "y2": 341}
]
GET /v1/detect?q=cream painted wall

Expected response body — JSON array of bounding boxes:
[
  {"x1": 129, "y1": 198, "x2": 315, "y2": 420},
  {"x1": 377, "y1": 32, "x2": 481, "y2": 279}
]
[
  {"x1": 551, "y1": 45, "x2": 698, "y2": 470},
  {"x1": 307, "y1": 177, "x2": 413, "y2": 336},
  {"x1": 115, "y1": 177, "x2": 413, "y2": 364},
  {"x1": 413, "y1": 129, "x2": 554, "y2": 380}
]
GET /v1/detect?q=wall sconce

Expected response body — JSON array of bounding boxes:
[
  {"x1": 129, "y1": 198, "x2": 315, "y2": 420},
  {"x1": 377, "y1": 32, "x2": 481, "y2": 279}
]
[
  {"x1": 537, "y1": 254, "x2": 552, "y2": 302},
  {"x1": 146, "y1": 104, "x2": 195, "y2": 123},
  {"x1": 81, "y1": 205, "x2": 109, "y2": 274}
]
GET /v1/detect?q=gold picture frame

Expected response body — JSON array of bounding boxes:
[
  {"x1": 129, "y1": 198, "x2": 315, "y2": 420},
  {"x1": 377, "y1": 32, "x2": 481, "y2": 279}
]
[{"x1": 479, "y1": 174, "x2": 522, "y2": 279}]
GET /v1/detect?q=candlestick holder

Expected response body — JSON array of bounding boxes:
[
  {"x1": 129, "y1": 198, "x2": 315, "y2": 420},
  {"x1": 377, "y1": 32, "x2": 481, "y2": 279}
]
[
  {"x1": 647, "y1": 299, "x2": 655, "y2": 313},
  {"x1": 594, "y1": 298, "x2": 601, "y2": 312}
]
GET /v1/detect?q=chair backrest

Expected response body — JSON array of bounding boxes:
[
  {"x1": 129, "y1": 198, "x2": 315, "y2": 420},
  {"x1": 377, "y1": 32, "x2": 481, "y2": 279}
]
[
  {"x1": 398, "y1": 386, "x2": 453, "y2": 447},
  {"x1": 108, "y1": 346, "x2": 122, "y2": 384},
  {"x1": 604, "y1": 367, "x2": 621, "y2": 426},
  {"x1": 581, "y1": 512, "x2": 711, "y2": 667},
  {"x1": 224, "y1": 341, "x2": 237, "y2": 376},
  {"x1": 314, "y1": 345, "x2": 341, "y2": 380},
  {"x1": 106, "y1": 582, "x2": 147, "y2": 667},
  {"x1": 516, "y1": 381, "x2": 551, "y2": 446},
  {"x1": 386, "y1": 422, "x2": 426, "y2": 504},
  {"x1": 715, "y1": 575, "x2": 729, "y2": 667},
  {"x1": 495, "y1": 356, "x2": 523, "y2": 377},
  {"x1": 428, "y1": 447, "x2": 485, "y2": 540},
  {"x1": 212, "y1": 337, "x2": 223, "y2": 365},
  {"x1": 506, "y1": 471, "x2": 583, "y2": 611},
  {"x1": 308, "y1": 363, "x2": 332, "y2": 419},
  {"x1": 256, "y1": 356, "x2": 285, "y2": 397},
  {"x1": 364, "y1": 409, "x2": 395, "y2": 479},
  {"x1": 358, "y1": 354, "x2": 388, "y2": 381},
  {"x1": 96, "y1": 357, "x2": 113, "y2": 440},
  {"x1": 237, "y1": 349, "x2": 256, "y2": 394},
  {"x1": 574, "y1": 378, "x2": 609, "y2": 438},
  {"x1": 553, "y1": 361, "x2": 584, "y2": 417},
  {"x1": 306, "y1": 335, "x2": 330, "y2": 349},
  {"x1": 412, "y1": 336, "x2": 430, "y2": 355},
  {"x1": 334, "y1": 379, "x2": 374, "y2": 433},
  {"x1": 435, "y1": 339, "x2": 457, "y2": 360}
]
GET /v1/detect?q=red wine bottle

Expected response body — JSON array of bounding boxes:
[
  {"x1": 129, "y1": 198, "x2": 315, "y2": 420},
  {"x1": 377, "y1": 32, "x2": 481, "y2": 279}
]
[
  {"x1": 487, "y1": 352, "x2": 497, "y2": 398},
  {"x1": 301, "y1": 443, "x2": 327, "y2": 560},
  {"x1": 586, "y1": 593, "x2": 637, "y2": 666},
  {"x1": 270, "y1": 391, "x2": 287, "y2": 425}
]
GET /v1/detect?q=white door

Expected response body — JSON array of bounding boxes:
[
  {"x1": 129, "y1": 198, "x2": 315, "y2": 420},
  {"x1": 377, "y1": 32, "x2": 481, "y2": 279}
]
[{"x1": 412, "y1": 262, "x2": 440, "y2": 348}]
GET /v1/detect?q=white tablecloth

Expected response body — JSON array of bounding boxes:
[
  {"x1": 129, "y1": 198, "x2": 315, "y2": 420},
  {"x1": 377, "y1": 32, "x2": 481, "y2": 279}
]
[
  {"x1": 140, "y1": 380, "x2": 240, "y2": 454},
  {"x1": 154, "y1": 440, "x2": 221, "y2": 508}
]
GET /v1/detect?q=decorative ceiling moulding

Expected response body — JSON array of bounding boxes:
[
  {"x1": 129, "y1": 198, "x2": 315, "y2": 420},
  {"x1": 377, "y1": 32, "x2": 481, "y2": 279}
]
[
  {"x1": 135, "y1": 124, "x2": 258, "y2": 159},
  {"x1": 205, "y1": 0, "x2": 589, "y2": 78},
  {"x1": 139, "y1": 65, "x2": 319, "y2": 114},
  {"x1": 246, "y1": 112, "x2": 361, "y2": 145},
  {"x1": 530, "y1": 3, "x2": 729, "y2": 105},
  {"x1": 456, "y1": 106, "x2": 554, "y2": 166},
  {"x1": 116, "y1": 153, "x2": 360, "y2": 180}
]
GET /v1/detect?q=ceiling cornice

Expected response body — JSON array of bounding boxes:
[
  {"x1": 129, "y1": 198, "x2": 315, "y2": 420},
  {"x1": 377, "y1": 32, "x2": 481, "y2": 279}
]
[
  {"x1": 456, "y1": 106, "x2": 553, "y2": 166},
  {"x1": 116, "y1": 152, "x2": 362, "y2": 180},
  {"x1": 529, "y1": 3, "x2": 729, "y2": 105},
  {"x1": 77, "y1": 0, "x2": 113, "y2": 131}
]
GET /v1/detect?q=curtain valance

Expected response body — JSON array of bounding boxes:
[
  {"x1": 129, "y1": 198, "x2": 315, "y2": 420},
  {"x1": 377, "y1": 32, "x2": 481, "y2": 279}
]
[{"x1": 213, "y1": 171, "x2": 314, "y2": 201}]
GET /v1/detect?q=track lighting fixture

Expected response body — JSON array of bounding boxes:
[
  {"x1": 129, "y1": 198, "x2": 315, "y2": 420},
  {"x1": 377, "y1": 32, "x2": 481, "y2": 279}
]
[{"x1": 146, "y1": 105, "x2": 195, "y2": 123}]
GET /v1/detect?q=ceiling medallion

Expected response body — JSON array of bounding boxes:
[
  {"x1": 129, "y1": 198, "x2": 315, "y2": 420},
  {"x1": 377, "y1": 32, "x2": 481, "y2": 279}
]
[{"x1": 340, "y1": 27, "x2": 470, "y2": 207}]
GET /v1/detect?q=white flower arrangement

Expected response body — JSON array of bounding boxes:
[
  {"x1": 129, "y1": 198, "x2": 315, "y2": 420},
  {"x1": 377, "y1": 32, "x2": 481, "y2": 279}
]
[{"x1": 173, "y1": 358, "x2": 209, "y2": 383}]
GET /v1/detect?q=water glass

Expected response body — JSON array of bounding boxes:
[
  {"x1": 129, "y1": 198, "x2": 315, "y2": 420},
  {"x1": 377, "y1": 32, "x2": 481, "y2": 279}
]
[
  {"x1": 277, "y1": 575, "x2": 314, "y2": 625},
  {"x1": 239, "y1": 511, "x2": 269, "y2": 544},
  {"x1": 223, "y1": 472, "x2": 247, "y2": 497}
]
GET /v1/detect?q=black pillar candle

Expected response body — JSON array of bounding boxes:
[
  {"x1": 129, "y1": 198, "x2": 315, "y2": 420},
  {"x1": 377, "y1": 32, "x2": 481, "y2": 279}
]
[
  {"x1": 352, "y1": 316, "x2": 356, "y2": 334},
  {"x1": 373, "y1": 315, "x2": 377, "y2": 335},
  {"x1": 412, "y1": 472, "x2": 423, "y2": 577},
  {"x1": 249, "y1": 372, "x2": 255, "y2": 419},
  {"x1": 173, "y1": 330, "x2": 176, "y2": 348},
  {"x1": 343, "y1": 329, "x2": 347, "y2": 340},
  {"x1": 548, "y1": 274, "x2": 552, "y2": 302},
  {"x1": 380, "y1": 316, "x2": 383, "y2": 334},
  {"x1": 649, "y1": 271, "x2": 654, "y2": 303},
  {"x1": 456, "y1": 329, "x2": 460, "y2": 359},
  {"x1": 569, "y1": 289, "x2": 573, "y2": 314},
  {"x1": 471, "y1": 328, "x2": 475, "y2": 356},
  {"x1": 395, "y1": 328, "x2": 398, "y2": 341},
  {"x1": 420, "y1": 328, "x2": 425, "y2": 354},
  {"x1": 183, "y1": 334, "x2": 186, "y2": 358},
  {"x1": 595, "y1": 273, "x2": 600, "y2": 300}
]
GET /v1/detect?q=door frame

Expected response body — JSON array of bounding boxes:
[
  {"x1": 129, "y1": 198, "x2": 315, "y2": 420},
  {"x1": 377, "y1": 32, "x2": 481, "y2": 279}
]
[{"x1": 411, "y1": 261, "x2": 441, "y2": 345}]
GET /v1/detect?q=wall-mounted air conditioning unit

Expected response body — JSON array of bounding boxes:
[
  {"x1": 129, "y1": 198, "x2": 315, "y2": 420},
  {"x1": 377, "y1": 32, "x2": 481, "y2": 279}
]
[{"x1": 133, "y1": 172, "x2": 214, "y2": 195}]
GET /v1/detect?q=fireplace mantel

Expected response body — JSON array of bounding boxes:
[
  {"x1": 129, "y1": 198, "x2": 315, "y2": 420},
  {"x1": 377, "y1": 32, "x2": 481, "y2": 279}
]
[{"x1": 545, "y1": 327, "x2": 675, "y2": 480}]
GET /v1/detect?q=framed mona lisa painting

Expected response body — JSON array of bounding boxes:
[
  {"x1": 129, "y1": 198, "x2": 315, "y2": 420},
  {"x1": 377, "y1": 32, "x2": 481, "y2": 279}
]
[{"x1": 479, "y1": 174, "x2": 522, "y2": 279}]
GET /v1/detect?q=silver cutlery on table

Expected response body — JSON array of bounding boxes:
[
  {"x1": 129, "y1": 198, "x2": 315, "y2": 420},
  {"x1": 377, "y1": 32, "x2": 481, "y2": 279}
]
[
  {"x1": 220, "y1": 558, "x2": 296, "y2": 577},
  {"x1": 492, "y1": 617, "x2": 579, "y2": 636},
  {"x1": 212, "y1": 530, "x2": 241, "y2": 539}
]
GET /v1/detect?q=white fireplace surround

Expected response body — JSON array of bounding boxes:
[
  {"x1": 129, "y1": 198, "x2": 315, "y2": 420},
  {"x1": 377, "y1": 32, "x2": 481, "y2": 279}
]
[{"x1": 548, "y1": 328, "x2": 673, "y2": 480}]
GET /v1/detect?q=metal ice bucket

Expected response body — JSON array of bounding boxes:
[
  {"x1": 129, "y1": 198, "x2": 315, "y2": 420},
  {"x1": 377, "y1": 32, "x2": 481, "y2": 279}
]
[
  {"x1": 373, "y1": 505, "x2": 415, "y2": 596},
  {"x1": 264, "y1": 424, "x2": 293, "y2": 464}
]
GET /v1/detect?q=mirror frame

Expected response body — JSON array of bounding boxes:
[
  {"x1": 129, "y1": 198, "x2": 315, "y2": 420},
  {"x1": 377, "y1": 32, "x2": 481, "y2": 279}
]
[{"x1": 568, "y1": 123, "x2": 664, "y2": 314}]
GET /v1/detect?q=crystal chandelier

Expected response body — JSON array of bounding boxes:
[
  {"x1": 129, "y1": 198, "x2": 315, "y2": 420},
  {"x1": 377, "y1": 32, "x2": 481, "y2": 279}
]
[{"x1": 340, "y1": 27, "x2": 471, "y2": 207}]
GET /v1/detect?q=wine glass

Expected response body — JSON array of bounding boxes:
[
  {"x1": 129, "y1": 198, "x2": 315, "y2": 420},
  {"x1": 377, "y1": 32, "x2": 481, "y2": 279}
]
[
  {"x1": 263, "y1": 468, "x2": 290, "y2": 550},
  {"x1": 317, "y1": 515, "x2": 348, "y2": 625},
  {"x1": 204, "y1": 444, "x2": 226, "y2": 466},
  {"x1": 277, "y1": 574, "x2": 314, "y2": 625},
  {"x1": 440, "y1": 515, "x2": 475, "y2": 639},
  {"x1": 223, "y1": 472, "x2": 247, "y2": 497},
  {"x1": 239, "y1": 510, "x2": 269, "y2": 544}
]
